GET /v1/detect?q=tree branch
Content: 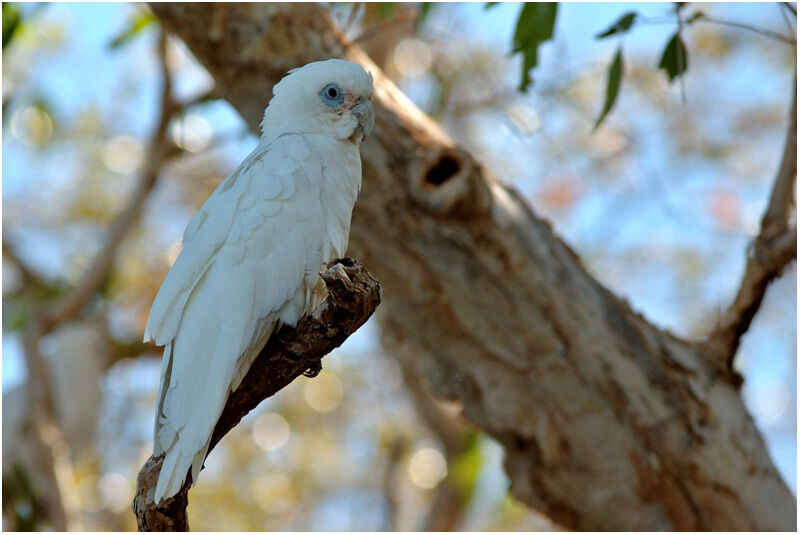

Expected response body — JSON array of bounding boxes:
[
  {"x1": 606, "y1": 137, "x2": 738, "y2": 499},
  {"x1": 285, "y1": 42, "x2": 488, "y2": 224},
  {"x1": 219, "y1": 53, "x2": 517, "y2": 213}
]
[
  {"x1": 705, "y1": 83, "x2": 797, "y2": 368},
  {"x1": 133, "y1": 258, "x2": 381, "y2": 531}
]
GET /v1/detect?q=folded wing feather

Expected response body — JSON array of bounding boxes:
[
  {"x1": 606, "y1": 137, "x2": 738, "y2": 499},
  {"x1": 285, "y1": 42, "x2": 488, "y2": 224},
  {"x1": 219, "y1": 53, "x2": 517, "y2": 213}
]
[{"x1": 148, "y1": 134, "x2": 327, "y2": 503}]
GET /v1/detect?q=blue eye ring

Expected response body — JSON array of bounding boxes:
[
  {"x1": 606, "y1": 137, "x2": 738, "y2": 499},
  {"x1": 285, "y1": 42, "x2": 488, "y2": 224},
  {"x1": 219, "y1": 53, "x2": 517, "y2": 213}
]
[{"x1": 320, "y1": 83, "x2": 345, "y2": 108}]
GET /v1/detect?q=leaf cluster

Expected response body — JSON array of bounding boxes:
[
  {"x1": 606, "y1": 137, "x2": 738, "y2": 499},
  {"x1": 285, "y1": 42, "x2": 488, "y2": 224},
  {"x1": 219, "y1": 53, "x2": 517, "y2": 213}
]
[
  {"x1": 591, "y1": 7, "x2": 694, "y2": 130},
  {"x1": 501, "y1": 2, "x2": 704, "y2": 130}
]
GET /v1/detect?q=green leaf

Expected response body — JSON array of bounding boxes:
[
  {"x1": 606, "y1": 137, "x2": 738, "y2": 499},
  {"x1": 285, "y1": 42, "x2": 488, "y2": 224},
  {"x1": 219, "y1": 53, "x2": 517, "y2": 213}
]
[
  {"x1": 485, "y1": 2, "x2": 499, "y2": 9},
  {"x1": 512, "y1": 2, "x2": 558, "y2": 92},
  {"x1": 595, "y1": 11, "x2": 637, "y2": 39},
  {"x1": 3, "y1": 3, "x2": 21, "y2": 49},
  {"x1": 108, "y1": 10, "x2": 156, "y2": 50},
  {"x1": 593, "y1": 45, "x2": 624, "y2": 132},
  {"x1": 658, "y1": 32, "x2": 689, "y2": 83}
]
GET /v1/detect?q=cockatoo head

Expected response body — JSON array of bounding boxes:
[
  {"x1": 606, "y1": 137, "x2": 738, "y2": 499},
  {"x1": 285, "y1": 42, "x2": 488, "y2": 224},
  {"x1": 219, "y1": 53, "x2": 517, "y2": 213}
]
[{"x1": 262, "y1": 59, "x2": 374, "y2": 145}]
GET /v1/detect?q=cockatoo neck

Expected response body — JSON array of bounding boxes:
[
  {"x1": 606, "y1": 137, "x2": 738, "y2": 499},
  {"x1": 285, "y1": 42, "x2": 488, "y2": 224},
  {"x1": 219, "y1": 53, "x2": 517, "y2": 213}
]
[
  {"x1": 260, "y1": 104, "x2": 358, "y2": 144},
  {"x1": 260, "y1": 105, "x2": 309, "y2": 138}
]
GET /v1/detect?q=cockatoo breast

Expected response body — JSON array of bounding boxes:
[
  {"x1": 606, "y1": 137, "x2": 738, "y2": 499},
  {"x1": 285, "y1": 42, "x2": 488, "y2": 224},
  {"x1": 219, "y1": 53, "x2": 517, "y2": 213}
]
[{"x1": 280, "y1": 132, "x2": 363, "y2": 325}]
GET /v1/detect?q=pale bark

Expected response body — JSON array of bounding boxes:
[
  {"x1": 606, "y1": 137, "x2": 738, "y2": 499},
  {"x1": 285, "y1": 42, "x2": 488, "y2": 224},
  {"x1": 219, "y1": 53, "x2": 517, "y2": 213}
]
[{"x1": 151, "y1": 3, "x2": 796, "y2": 530}]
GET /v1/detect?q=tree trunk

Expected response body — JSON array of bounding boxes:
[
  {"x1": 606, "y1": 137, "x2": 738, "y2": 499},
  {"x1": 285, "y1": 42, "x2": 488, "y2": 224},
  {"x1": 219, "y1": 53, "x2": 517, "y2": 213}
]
[{"x1": 151, "y1": 4, "x2": 796, "y2": 530}]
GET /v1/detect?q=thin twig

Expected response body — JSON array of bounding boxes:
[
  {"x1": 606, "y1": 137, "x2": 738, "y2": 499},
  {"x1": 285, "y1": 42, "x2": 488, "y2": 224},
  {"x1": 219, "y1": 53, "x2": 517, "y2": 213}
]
[
  {"x1": 782, "y1": 2, "x2": 797, "y2": 16},
  {"x1": 675, "y1": 5, "x2": 687, "y2": 104},
  {"x1": 704, "y1": 82, "x2": 797, "y2": 370},
  {"x1": 638, "y1": 14, "x2": 796, "y2": 45},
  {"x1": 701, "y1": 15, "x2": 796, "y2": 45},
  {"x1": 179, "y1": 87, "x2": 218, "y2": 111},
  {"x1": 779, "y1": 3, "x2": 794, "y2": 34}
]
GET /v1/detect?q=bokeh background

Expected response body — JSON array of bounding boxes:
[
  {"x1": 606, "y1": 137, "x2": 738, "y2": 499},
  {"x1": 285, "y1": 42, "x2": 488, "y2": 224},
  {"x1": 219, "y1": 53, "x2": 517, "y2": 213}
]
[{"x1": 2, "y1": 2, "x2": 796, "y2": 531}]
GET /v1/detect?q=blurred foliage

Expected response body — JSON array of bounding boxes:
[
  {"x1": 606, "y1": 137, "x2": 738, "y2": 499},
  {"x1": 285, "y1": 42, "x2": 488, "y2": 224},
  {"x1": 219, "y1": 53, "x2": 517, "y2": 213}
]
[
  {"x1": 378, "y1": 2, "x2": 396, "y2": 20},
  {"x1": 515, "y1": 2, "x2": 712, "y2": 129},
  {"x1": 448, "y1": 433, "x2": 484, "y2": 505},
  {"x1": 2, "y1": 464, "x2": 48, "y2": 531},
  {"x1": 3, "y1": 3, "x2": 22, "y2": 49},
  {"x1": 2, "y1": 2, "x2": 796, "y2": 531},
  {"x1": 108, "y1": 9, "x2": 156, "y2": 50},
  {"x1": 416, "y1": 2, "x2": 433, "y2": 28}
]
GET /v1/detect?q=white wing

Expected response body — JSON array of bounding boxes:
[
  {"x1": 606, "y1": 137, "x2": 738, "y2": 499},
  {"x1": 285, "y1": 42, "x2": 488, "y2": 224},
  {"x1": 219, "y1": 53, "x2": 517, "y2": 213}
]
[{"x1": 147, "y1": 134, "x2": 328, "y2": 503}]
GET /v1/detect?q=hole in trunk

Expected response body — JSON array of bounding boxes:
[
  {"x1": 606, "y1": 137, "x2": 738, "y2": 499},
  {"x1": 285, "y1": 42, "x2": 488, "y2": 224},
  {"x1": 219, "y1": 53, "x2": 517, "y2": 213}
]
[{"x1": 424, "y1": 155, "x2": 461, "y2": 186}]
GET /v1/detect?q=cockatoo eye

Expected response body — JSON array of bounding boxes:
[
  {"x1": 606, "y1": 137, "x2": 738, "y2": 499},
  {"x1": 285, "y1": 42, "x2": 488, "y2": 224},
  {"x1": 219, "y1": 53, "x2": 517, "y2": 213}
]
[{"x1": 319, "y1": 83, "x2": 344, "y2": 108}]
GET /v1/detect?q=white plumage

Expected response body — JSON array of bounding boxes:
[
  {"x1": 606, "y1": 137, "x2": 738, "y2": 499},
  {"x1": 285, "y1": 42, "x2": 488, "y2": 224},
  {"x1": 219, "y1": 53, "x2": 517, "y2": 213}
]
[{"x1": 144, "y1": 59, "x2": 374, "y2": 503}]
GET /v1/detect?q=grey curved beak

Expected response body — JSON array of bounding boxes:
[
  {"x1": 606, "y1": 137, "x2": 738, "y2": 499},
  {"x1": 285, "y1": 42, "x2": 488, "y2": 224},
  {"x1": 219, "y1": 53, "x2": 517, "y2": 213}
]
[{"x1": 352, "y1": 100, "x2": 374, "y2": 143}]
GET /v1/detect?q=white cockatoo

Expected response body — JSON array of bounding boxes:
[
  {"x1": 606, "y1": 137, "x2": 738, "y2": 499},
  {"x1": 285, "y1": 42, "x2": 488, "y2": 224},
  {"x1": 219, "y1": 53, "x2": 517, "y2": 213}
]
[{"x1": 144, "y1": 59, "x2": 374, "y2": 503}]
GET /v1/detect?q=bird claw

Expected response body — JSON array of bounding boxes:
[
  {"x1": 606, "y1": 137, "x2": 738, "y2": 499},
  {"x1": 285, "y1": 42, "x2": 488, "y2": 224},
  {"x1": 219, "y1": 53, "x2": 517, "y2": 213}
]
[{"x1": 303, "y1": 361, "x2": 322, "y2": 378}]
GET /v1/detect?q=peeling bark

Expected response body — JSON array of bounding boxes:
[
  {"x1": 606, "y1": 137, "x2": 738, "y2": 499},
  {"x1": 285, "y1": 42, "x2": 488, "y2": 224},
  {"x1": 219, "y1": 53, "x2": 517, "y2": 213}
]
[{"x1": 151, "y1": 4, "x2": 796, "y2": 530}]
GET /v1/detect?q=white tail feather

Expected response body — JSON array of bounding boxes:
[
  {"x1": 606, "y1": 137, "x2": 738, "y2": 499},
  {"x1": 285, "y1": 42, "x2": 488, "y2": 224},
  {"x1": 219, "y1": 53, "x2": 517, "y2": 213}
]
[{"x1": 154, "y1": 447, "x2": 190, "y2": 504}]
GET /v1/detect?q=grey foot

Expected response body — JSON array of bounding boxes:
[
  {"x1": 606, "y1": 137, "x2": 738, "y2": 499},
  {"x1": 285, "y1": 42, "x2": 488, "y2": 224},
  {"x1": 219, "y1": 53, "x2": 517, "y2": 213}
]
[{"x1": 303, "y1": 361, "x2": 322, "y2": 378}]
